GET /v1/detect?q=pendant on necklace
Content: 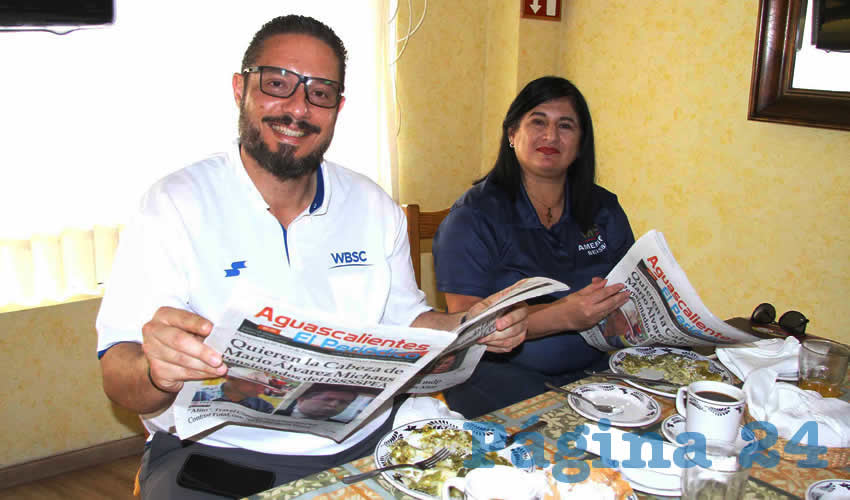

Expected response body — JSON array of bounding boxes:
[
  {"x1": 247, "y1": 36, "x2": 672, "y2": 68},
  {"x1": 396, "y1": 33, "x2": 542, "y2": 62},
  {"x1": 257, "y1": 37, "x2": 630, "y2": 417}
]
[{"x1": 546, "y1": 207, "x2": 553, "y2": 225}]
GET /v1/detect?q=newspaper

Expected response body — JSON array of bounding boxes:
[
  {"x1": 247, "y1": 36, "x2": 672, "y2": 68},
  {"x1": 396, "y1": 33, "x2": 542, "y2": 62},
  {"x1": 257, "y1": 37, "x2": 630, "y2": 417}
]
[
  {"x1": 580, "y1": 230, "x2": 760, "y2": 351},
  {"x1": 173, "y1": 277, "x2": 568, "y2": 442}
]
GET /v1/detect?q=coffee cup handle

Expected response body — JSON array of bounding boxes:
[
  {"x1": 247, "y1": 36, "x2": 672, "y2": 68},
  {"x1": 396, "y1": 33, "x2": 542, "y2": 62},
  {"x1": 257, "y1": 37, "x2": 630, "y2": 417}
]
[
  {"x1": 441, "y1": 476, "x2": 466, "y2": 500},
  {"x1": 675, "y1": 386, "x2": 688, "y2": 416}
]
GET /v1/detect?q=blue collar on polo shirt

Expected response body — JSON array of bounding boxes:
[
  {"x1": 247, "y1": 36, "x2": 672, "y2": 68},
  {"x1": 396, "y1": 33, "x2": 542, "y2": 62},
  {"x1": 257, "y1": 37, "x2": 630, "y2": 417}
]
[
  {"x1": 309, "y1": 166, "x2": 324, "y2": 213},
  {"x1": 281, "y1": 166, "x2": 325, "y2": 263}
]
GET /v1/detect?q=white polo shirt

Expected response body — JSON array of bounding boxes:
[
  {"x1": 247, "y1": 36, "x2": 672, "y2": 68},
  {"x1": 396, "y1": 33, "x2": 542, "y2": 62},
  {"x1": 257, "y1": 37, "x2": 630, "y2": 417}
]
[{"x1": 96, "y1": 141, "x2": 430, "y2": 455}]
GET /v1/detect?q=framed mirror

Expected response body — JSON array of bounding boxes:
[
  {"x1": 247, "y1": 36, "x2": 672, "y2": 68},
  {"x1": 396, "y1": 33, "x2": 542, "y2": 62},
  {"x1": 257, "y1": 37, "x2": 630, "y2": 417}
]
[{"x1": 748, "y1": 0, "x2": 850, "y2": 131}]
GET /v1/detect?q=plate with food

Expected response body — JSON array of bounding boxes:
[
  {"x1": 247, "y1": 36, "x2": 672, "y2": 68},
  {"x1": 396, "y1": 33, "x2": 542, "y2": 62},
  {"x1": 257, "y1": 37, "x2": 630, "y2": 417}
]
[
  {"x1": 373, "y1": 418, "x2": 534, "y2": 499},
  {"x1": 609, "y1": 347, "x2": 735, "y2": 398}
]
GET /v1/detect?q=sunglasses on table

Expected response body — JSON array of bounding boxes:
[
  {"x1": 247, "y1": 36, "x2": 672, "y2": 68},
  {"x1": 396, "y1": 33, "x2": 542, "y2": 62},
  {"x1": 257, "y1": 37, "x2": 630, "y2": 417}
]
[{"x1": 750, "y1": 303, "x2": 809, "y2": 336}]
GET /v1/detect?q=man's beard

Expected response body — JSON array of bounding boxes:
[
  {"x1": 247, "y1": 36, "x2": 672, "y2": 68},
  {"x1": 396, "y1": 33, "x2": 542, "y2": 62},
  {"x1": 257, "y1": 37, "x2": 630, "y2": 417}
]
[{"x1": 238, "y1": 112, "x2": 331, "y2": 181}]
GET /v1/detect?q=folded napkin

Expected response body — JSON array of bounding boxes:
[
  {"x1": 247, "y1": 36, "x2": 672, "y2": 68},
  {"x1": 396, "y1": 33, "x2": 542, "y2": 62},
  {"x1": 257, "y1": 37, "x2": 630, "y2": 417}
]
[
  {"x1": 716, "y1": 337, "x2": 800, "y2": 381},
  {"x1": 392, "y1": 395, "x2": 465, "y2": 428},
  {"x1": 744, "y1": 367, "x2": 850, "y2": 447}
]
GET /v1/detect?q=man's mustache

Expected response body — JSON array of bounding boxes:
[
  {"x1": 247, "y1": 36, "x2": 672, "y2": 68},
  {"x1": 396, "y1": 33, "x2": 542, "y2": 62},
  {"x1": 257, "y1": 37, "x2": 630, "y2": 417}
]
[{"x1": 263, "y1": 115, "x2": 321, "y2": 135}]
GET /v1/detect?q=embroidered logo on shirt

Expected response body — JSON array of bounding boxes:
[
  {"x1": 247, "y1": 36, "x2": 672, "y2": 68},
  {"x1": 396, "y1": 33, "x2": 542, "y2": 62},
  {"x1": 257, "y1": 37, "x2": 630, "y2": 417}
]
[
  {"x1": 580, "y1": 225, "x2": 600, "y2": 240},
  {"x1": 329, "y1": 251, "x2": 371, "y2": 269},
  {"x1": 578, "y1": 226, "x2": 607, "y2": 256},
  {"x1": 225, "y1": 261, "x2": 247, "y2": 277}
]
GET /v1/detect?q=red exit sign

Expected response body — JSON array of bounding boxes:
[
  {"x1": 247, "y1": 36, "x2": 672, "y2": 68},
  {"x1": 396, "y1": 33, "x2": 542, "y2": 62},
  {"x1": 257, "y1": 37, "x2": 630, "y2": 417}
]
[{"x1": 521, "y1": 0, "x2": 561, "y2": 21}]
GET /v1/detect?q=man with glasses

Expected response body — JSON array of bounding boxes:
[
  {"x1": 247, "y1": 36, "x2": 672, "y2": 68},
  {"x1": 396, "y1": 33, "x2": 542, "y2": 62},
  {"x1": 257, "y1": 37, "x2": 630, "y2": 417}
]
[{"x1": 95, "y1": 15, "x2": 528, "y2": 499}]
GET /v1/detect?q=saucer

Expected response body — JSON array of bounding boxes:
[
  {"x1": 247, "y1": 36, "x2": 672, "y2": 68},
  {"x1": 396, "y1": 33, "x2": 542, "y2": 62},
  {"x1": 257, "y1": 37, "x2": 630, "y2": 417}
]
[
  {"x1": 806, "y1": 479, "x2": 850, "y2": 500},
  {"x1": 566, "y1": 383, "x2": 661, "y2": 427},
  {"x1": 661, "y1": 414, "x2": 756, "y2": 447}
]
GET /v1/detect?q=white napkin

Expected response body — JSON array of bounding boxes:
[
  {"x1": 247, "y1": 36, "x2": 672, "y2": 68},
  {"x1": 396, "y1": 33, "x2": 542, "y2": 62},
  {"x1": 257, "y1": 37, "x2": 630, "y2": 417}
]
[
  {"x1": 743, "y1": 367, "x2": 850, "y2": 447},
  {"x1": 392, "y1": 395, "x2": 465, "y2": 428},
  {"x1": 716, "y1": 337, "x2": 800, "y2": 381}
]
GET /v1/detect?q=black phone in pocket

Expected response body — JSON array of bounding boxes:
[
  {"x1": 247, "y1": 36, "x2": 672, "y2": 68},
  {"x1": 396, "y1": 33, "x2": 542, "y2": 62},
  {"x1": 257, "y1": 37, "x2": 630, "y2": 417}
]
[{"x1": 176, "y1": 453, "x2": 275, "y2": 498}]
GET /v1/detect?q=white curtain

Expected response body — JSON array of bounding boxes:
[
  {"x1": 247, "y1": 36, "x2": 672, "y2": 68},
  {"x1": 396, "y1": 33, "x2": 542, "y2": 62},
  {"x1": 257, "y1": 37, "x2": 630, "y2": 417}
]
[{"x1": 0, "y1": 0, "x2": 398, "y2": 309}]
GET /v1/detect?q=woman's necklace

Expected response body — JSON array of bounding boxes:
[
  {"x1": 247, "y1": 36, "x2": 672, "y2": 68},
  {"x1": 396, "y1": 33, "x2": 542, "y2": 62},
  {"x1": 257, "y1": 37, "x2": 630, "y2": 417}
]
[{"x1": 526, "y1": 188, "x2": 563, "y2": 226}]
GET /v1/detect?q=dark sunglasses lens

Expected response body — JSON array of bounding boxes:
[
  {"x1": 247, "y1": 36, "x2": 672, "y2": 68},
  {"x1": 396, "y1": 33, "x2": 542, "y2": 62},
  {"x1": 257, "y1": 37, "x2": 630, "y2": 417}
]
[
  {"x1": 778, "y1": 310, "x2": 808, "y2": 335},
  {"x1": 751, "y1": 303, "x2": 776, "y2": 324}
]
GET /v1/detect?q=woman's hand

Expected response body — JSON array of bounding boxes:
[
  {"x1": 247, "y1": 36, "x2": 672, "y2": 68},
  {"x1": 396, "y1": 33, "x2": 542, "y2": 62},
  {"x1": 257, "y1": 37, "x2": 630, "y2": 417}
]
[{"x1": 557, "y1": 277, "x2": 630, "y2": 331}]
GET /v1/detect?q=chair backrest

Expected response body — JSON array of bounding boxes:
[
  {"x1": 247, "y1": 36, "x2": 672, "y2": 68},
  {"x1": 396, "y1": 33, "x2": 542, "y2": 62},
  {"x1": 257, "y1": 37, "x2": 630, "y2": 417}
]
[{"x1": 401, "y1": 204, "x2": 450, "y2": 288}]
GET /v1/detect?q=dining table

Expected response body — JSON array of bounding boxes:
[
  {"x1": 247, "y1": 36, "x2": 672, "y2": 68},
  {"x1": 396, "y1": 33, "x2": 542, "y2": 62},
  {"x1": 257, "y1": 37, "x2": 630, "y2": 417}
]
[{"x1": 245, "y1": 356, "x2": 850, "y2": 500}]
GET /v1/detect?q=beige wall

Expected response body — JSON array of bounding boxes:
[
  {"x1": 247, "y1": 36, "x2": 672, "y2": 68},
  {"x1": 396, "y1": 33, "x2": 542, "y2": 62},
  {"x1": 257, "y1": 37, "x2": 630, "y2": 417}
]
[
  {"x1": 557, "y1": 0, "x2": 850, "y2": 343},
  {"x1": 395, "y1": 0, "x2": 487, "y2": 208},
  {"x1": 0, "y1": 299, "x2": 143, "y2": 468},
  {"x1": 4, "y1": 0, "x2": 848, "y2": 470},
  {"x1": 396, "y1": 0, "x2": 566, "y2": 207}
]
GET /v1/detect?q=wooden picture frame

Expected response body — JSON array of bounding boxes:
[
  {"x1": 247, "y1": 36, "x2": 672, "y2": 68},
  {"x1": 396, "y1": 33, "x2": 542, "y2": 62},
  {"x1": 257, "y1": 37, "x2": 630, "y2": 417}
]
[{"x1": 748, "y1": 0, "x2": 850, "y2": 131}]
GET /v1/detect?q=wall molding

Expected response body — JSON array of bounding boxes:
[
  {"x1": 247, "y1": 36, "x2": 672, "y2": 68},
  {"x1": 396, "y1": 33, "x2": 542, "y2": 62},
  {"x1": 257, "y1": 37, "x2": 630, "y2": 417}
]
[{"x1": 0, "y1": 434, "x2": 145, "y2": 490}]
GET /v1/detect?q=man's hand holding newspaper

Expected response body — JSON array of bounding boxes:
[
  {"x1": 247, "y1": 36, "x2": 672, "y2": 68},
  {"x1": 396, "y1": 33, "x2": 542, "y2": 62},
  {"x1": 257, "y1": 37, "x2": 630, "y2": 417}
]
[{"x1": 172, "y1": 277, "x2": 568, "y2": 442}]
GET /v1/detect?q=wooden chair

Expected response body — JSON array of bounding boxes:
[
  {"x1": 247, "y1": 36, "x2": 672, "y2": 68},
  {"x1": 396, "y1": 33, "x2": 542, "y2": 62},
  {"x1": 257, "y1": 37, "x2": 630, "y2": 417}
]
[
  {"x1": 401, "y1": 204, "x2": 450, "y2": 288},
  {"x1": 402, "y1": 203, "x2": 452, "y2": 405}
]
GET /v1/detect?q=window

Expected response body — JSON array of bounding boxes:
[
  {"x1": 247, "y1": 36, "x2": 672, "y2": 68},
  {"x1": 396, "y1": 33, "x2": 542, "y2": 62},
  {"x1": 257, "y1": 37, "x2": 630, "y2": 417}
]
[{"x1": 0, "y1": 0, "x2": 398, "y2": 308}]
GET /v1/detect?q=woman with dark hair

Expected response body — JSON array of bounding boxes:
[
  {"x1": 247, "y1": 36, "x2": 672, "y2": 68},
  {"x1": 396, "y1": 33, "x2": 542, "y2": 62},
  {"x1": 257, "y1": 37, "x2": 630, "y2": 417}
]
[{"x1": 433, "y1": 76, "x2": 635, "y2": 417}]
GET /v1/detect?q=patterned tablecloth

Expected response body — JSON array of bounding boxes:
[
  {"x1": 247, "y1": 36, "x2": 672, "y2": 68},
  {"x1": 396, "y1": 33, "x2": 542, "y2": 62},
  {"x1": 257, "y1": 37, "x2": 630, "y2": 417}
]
[{"x1": 246, "y1": 371, "x2": 850, "y2": 500}]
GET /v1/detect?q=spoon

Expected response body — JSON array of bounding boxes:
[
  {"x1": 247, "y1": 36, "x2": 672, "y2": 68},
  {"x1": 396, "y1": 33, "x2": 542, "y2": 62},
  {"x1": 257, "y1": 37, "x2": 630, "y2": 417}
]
[
  {"x1": 544, "y1": 382, "x2": 624, "y2": 415},
  {"x1": 504, "y1": 420, "x2": 547, "y2": 446}
]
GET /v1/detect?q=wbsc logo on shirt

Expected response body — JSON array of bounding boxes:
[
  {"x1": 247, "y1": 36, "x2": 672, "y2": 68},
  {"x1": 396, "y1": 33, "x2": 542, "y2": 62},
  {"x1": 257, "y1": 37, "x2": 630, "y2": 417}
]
[{"x1": 329, "y1": 251, "x2": 371, "y2": 269}]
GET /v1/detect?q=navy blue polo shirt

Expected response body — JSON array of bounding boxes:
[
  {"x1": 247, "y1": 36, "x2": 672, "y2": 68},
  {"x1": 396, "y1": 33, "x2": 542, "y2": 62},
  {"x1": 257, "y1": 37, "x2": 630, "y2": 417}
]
[{"x1": 433, "y1": 176, "x2": 634, "y2": 375}]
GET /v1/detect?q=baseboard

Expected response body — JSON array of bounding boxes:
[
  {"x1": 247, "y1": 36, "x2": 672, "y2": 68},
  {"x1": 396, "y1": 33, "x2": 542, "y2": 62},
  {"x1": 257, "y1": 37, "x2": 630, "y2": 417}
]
[{"x1": 0, "y1": 434, "x2": 146, "y2": 490}]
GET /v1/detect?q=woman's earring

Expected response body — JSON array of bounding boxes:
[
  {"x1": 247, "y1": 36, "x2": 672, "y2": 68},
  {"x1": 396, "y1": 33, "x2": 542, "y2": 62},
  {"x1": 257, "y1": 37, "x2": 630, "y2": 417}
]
[{"x1": 509, "y1": 142, "x2": 515, "y2": 149}]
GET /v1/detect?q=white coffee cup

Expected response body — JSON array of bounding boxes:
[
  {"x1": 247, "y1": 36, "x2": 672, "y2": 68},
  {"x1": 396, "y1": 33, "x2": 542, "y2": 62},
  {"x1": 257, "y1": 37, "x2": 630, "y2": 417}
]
[
  {"x1": 440, "y1": 465, "x2": 541, "y2": 500},
  {"x1": 676, "y1": 380, "x2": 746, "y2": 444}
]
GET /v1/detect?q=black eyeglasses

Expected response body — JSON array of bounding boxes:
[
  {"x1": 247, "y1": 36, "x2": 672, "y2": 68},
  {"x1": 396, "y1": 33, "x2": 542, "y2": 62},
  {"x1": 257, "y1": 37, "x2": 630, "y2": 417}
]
[
  {"x1": 750, "y1": 303, "x2": 809, "y2": 335},
  {"x1": 242, "y1": 66, "x2": 343, "y2": 108}
]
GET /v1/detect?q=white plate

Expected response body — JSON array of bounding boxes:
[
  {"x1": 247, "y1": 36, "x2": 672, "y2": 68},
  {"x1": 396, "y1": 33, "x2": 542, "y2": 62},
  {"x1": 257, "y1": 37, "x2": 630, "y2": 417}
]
[
  {"x1": 618, "y1": 466, "x2": 682, "y2": 497},
  {"x1": 609, "y1": 347, "x2": 736, "y2": 398},
  {"x1": 373, "y1": 418, "x2": 534, "y2": 500},
  {"x1": 576, "y1": 421, "x2": 682, "y2": 497},
  {"x1": 806, "y1": 479, "x2": 850, "y2": 500},
  {"x1": 566, "y1": 383, "x2": 661, "y2": 427},
  {"x1": 660, "y1": 414, "x2": 756, "y2": 448}
]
